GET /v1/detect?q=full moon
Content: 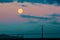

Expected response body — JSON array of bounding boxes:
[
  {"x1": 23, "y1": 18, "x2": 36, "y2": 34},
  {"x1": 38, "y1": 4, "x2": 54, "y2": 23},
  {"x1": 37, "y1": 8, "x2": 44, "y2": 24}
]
[{"x1": 18, "y1": 8, "x2": 23, "y2": 14}]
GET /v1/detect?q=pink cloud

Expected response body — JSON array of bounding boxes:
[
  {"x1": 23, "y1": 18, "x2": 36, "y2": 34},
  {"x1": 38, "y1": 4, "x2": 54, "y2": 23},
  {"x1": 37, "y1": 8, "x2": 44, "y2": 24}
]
[{"x1": 0, "y1": 2, "x2": 60, "y2": 23}]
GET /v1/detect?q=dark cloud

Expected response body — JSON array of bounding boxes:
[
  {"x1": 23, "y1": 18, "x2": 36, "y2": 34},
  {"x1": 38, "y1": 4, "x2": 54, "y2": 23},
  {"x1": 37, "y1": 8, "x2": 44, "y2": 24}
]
[
  {"x1": 17, "y1": 0, "x2": 60, "y2": 5},
  {"x1": 20, "y1": 14, "x2": 51, "y2": 20},
  {"x1": 17, "y1": 0, "x2": 42, "y2": 3},
  {"x1": 21, "y1": 5, "x2": 28, "y2": 7},
  {"x1": 0, "y1": 0, "x2": 60, "y2": 5},
  {"x1": 50, "y1": 13, "x2": 60, "y2": 17},
  {"x1": 0, "y1": 0, "x2": 13, "y2": 3}
]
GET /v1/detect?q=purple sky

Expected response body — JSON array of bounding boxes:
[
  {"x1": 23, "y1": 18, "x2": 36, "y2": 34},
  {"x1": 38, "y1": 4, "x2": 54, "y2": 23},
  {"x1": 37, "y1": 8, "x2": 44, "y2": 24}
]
[{"x1": 0, "y1": 2, "x2": 60, "y2": 23}]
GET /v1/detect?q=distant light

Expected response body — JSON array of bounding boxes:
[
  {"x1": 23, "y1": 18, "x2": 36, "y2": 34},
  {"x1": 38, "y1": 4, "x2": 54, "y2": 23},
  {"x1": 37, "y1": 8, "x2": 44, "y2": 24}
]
[{"x1": 18, "y1": 8, "x2": 23, "y2": 15}]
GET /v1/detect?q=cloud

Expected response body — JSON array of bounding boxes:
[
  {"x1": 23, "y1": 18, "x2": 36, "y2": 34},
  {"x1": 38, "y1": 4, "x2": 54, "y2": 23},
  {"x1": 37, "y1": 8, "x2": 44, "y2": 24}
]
[
  {"x1": 0, "y1": 0, "x2": 60, "y2": 6},
  {"x1": 21, "y1": 4, "x2": 28, "y2": 7},
  {"x1": 17, "y1": 0, "x2": 41, "y2": 3},
  {"x1": 50, "y1": 13, "x2": 60, "y2": 17},
  {"x1": 17, "y1": 0, "x2": 60, "y2": 5},
  {"x1": 20, "y1": 14, "x2": 51, "y2": 20},
  {"x1": 19, "y1": 14, "x2": 60, "y2": 24},
  {"x1": 0, "y1": 0, "x2": 13, "y2": 3}
]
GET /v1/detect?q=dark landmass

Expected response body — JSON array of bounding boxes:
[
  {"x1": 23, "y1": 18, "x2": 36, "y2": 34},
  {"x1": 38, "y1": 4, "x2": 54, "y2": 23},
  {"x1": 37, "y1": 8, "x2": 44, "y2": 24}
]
[{"x1": 0, "y1": 34, "x2": 24, "y2": 40}]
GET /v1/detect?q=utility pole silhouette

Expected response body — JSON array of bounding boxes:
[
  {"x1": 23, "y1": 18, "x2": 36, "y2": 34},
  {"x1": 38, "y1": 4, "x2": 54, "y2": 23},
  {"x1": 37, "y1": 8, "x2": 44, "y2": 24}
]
[{"x1": 42, "y1": 24, "x2": 43, "y2": 39}]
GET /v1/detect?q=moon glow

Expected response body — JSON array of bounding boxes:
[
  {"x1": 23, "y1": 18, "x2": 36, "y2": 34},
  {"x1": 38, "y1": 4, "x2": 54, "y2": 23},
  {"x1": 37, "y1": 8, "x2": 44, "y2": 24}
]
[{"x1": 18, "y1": 8, "x2": 23, "y2": 14}]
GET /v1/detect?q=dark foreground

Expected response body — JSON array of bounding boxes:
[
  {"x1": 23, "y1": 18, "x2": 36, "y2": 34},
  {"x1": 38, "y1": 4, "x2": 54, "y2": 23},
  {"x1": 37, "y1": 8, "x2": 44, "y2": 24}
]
[
  {"x1": 0, "y1": 34, "x2": 60, "y2": 40},
  {"x1": 0, "y1": 38, "x2": 60, "y2": 40}
]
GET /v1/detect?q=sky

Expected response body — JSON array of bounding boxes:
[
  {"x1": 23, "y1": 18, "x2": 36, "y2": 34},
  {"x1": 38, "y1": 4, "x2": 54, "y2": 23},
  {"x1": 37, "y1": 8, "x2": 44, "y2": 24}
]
[
  {"x1": 0, "y1": 0, "x2": 60, "y2": 23},
  {"x1": 0, "y1": 0, "x2": 60, "y2": 38}
]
